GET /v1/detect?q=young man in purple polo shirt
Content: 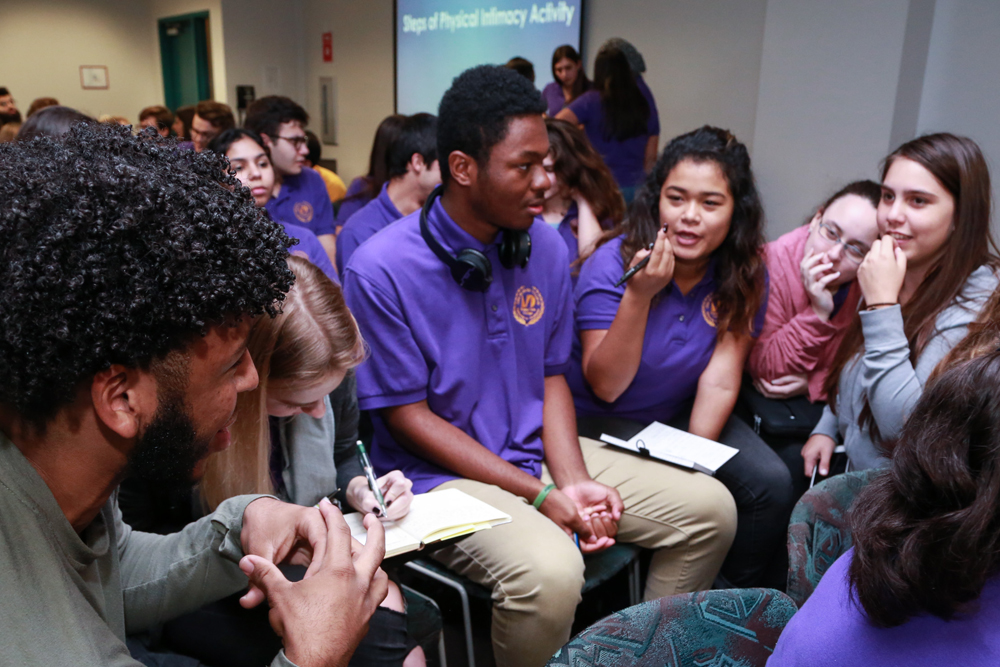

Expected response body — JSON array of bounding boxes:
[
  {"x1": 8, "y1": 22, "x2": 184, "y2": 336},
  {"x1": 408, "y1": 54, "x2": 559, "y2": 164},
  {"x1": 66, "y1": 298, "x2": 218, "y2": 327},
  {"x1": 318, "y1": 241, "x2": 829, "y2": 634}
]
[
  {"x1": 245, "y1": 96, "x2": 337, "y2": 268},
  {"x1": 343, "y1": 65, "x2": 736, "y2": 667},
  {"x1": 337, "y1": 112, "x2": 440, "y2": 271}
]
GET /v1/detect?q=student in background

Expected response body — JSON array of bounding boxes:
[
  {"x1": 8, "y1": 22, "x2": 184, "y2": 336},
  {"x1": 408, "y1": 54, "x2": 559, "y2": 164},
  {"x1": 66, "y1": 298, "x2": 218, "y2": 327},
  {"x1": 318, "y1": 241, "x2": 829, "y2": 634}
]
[
  {"x1": 305, "y1": 129, "x2": 348, "y2": 203},
  {"x1": 337, "y1": 113, "x2": 440, "y2": 271},
  {"x1": 138, "y1": 105, "x2": 174, "y2": 138},
  {"x1": 337, "y1": 115, "x2": 407, "y2": 229},
  {"x1": 209, "y1": 128, "x2": 338, "y2": 285},
  {"x1": 748, "y1": 181, "x2": 881, "y2": 403},
  {"x1": 16, "y1": 105, "x2": 94, "y2": 141},
  {"x1": 0, "y1": 122, "x2": 19, "y2": 143},
  {"x1": 0, "y1": 87, "x2": 20, "y2": 125},
  {"x1": 556, "y1": 44, "x2": 659, "y2": 202},
  {"x1": 245, "y1": 95, "x2": 337, "y2": 267},
  {"x1": 541, "y1": 117, "x2": 625, "y2": 271},
  {"x1": 27, "y1": 96, "x2": 59, "y2": 117},
  {"x1": 185, "y1": 100, "x2": 235, "y2": 152},
  {"x1": 542, "y1": 44, "x2": 591, "y2": 117},
  {"x1": 770, "y1": 350, "x2": 1000, "y2": 665},
  {"x1": 123, "y1": 255, "x2": 425, "y2": 667},
  {"x1": 505, "y1": 56, "x2": 536, "y2": 82},
  {"x1": 172, "y1": 104, "x2": 195, "y2": 140},
  {"x1": 601, "y1": 37, "x2": 658, "y2": 114},
  {"x1": 803, "y1": 133, "x2": 1000, "y2": 477},
  {"x1": 344, "y1": 66, "x2": 736, "y2": 667},
  {"x1": 570, "y1": 126, "x2": 791, "y2": 588}
]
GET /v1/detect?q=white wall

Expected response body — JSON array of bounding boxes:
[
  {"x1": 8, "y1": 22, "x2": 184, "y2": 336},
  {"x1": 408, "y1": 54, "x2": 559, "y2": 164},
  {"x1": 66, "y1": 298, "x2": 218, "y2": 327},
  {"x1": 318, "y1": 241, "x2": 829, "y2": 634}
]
[
  {"x1": 582, "y1": 0, "x2": 767, "y2": 152},
  {"x1": 0, "y1": 0, "x2": 161, "y2": 121},
  {"x1": 220, "y1": 0, "x2": 307, "y2": 112},
  {"x1": 917, "y1": 0, "x2": 1000, "y2": 235},
  {"x1": 750, "y1": 0, "x2": 912, "y2": 237}
]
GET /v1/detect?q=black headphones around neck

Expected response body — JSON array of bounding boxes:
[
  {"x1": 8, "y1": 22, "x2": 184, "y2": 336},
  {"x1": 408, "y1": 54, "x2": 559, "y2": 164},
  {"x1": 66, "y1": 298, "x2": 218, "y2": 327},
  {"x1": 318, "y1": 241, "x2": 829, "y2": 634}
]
[{"x1": 419, "y1": 185, "x2": 531, "y2": 292}]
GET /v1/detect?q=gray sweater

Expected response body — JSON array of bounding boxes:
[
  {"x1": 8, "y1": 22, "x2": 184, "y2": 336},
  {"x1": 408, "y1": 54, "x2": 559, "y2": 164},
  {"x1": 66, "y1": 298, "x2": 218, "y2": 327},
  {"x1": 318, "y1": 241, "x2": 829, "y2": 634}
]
[
  {"x1": 813, "y1": 265, "x2": 998, "y2": 470},
  {"x1": 0, "y1": 433, "x2": 294, "y2": 667}
]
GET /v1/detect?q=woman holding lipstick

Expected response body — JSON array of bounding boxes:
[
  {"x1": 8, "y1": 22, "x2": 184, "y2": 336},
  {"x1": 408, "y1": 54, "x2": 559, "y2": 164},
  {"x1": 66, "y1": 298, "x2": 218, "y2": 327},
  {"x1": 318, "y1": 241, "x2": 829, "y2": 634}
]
[
  {"x1": 566, "y1": 126, "x2": 790, "y2": 588},
  {"x1": 802, "y1": 133, "x2": 1000, "y2": 477}
]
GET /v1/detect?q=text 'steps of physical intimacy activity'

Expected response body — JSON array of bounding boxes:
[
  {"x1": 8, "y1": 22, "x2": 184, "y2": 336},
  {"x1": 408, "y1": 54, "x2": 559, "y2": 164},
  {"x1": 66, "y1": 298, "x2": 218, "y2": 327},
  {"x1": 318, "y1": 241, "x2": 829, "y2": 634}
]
[{"x1": 403, "y1": 1, "x2": 576, "y2": 35}]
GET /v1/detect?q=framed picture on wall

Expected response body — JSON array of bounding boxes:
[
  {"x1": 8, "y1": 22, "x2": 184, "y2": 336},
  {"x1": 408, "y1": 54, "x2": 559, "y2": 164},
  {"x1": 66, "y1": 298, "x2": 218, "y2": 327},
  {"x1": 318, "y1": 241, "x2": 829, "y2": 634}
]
[{"x1": 80, "y1": 66, "x2": 109, "y2": 90}]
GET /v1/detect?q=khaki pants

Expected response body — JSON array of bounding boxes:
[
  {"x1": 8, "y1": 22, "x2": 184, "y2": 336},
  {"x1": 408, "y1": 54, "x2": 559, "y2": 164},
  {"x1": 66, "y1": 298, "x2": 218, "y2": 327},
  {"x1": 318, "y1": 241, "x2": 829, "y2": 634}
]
[{"x1": 430, "y1": 438, "x2": 737, "y2": 667}]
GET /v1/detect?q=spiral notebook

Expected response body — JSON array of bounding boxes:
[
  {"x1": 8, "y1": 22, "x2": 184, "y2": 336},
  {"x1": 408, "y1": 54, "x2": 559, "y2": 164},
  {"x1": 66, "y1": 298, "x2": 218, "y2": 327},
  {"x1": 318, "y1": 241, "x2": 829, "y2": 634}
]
[
  {"x1": 600, "y1": 421, "x2": 738, "y2": 476},
  {"x1": 344, "y1": 488, "x2": 512, "y2": 558}
]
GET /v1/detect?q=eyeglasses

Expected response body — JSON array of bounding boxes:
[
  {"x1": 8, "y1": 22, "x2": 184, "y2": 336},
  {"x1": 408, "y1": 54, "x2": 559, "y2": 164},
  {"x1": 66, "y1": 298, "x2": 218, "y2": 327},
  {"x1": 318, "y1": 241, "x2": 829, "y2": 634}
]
[
  {"x1": 277, "y1": 135, "x2": 309, "y2": 149},
  {"x1": 817, "y1": 221, "x2": 869, "y2": 263}
]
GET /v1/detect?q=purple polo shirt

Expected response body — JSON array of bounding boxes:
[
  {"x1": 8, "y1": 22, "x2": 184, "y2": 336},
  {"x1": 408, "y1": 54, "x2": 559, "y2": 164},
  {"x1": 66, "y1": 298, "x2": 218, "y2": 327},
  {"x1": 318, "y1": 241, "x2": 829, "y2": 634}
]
[
  {"x1": 343, "y1": 199, "x2": 574, "y2": 493},
  {"x1": 538, "y1": 202, "x2": 613, "y2": 285},
  {"x1": 769, "y1": 548, "x2": 1000, "y2": 666},
  {"x1": 335, "y1": 177, "x2": 374, "y2": 227},
  {"x1": 567, "y1": 236, "x2": 768, "y2": 423},
  {"x1": 266, "y1": 167, "x2": 336, "y2": 238},
  {"x1": 279, "y1": 220, "x2": 339, "y2": 285},
  {"x1": 336, "y1": 182, "x2": 403, "y2": 271},
  {"x1": 568, "y1": 85, "x2": 660, "y2": 189}
]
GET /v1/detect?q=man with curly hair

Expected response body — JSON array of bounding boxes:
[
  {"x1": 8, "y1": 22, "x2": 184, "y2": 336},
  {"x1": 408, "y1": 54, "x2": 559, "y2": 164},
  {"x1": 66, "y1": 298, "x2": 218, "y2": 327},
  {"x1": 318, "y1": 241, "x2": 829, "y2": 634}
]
[
  {"x1": 343, "y1": 65, "x2": 737, "y2": 667},
  {"x1": 0, "y1": 124, "x2": 387, "y2": 667}
]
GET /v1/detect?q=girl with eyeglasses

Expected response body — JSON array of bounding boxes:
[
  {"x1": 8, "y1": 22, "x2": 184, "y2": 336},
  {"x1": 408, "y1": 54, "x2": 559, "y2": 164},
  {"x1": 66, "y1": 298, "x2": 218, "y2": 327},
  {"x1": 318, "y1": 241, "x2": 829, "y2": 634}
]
[
  {"x1": 802, "y1": 133, "x2": 1000, "y2": 477},
  {"x1": 748, "y1": 182, "x2": 881, "y2": 402}
]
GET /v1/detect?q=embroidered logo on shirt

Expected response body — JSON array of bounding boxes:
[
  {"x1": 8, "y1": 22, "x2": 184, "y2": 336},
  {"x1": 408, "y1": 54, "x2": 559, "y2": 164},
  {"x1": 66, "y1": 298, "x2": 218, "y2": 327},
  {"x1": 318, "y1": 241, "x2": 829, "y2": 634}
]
[
  {"x1": 294, "y1": 201, "x2": 314, "y2": 223},
  {"x1": 701, "y1": 295, "x2": 718, "y2": 328},
  {"x1": 513, "y1": 286, "x2": 545, "y2": 326}
]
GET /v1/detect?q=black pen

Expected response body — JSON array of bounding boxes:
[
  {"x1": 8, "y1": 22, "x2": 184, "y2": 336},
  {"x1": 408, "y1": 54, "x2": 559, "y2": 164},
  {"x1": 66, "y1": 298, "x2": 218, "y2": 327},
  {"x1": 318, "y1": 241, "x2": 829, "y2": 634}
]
[
  {"x1": 357, "y1": 441, "x2": 388, "y2": 517},
  {"x1": 614, "y1": 242, "x2": 655, "y2": 288}
]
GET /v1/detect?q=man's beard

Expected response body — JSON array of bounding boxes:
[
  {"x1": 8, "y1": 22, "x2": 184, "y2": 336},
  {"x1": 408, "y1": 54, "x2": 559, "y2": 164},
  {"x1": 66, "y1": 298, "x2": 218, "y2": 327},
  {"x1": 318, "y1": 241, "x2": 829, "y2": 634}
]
[
  {"x1": 125, "y1": 392, "x2": 211, "y2": 491},
  {"x1": 0, "y1": 110, "x2": 22, "y2": 126}
]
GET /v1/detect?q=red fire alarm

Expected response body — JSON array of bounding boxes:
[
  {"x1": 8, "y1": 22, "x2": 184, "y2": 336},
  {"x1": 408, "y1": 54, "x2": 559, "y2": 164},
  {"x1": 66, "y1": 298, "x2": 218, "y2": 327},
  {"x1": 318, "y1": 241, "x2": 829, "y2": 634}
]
[{"x1": 322, "y1": 32, "x2": 333, "y2": 62}]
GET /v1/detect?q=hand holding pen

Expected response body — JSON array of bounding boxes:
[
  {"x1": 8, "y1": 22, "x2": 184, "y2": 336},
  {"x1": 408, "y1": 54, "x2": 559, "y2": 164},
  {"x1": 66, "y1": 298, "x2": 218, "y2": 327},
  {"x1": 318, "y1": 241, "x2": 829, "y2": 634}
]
[
  {"x1": 614, "y1": 225, "x2": 675, "y2": 299},
  {"x1": 352, "y1": 442, "x2": 414, "y2": 521}
]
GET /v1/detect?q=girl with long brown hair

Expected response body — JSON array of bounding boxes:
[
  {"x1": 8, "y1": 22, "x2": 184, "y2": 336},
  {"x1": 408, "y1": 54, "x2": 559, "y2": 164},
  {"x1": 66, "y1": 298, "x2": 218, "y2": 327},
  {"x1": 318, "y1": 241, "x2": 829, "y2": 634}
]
[
  {"x1": 567, "y1": 126, "x2": 788, "y2": 587},
  {"x1": 541, "y1": 44, "x2": 591, "y2": 117},
  {"x1": 802, "y1": 133, "x2": 1000, "y2": 478},
  {"x1": 541, "y1": 118, "x2": 626, "y2": 270}
]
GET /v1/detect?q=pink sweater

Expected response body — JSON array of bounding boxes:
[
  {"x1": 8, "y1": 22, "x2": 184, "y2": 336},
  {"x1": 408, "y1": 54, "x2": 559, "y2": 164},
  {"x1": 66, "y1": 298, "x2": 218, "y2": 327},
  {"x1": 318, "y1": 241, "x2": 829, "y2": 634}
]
[{"x1": 748, "y1": 225, "x2": 860, "y2": 403}]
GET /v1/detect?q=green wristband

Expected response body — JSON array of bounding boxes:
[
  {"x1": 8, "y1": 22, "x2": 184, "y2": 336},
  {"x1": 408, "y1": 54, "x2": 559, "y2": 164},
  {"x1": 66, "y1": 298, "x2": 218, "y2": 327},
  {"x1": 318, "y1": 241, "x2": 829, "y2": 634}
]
[{"x1": 532, "y1": 483, "x2": 557, "y2": 509}]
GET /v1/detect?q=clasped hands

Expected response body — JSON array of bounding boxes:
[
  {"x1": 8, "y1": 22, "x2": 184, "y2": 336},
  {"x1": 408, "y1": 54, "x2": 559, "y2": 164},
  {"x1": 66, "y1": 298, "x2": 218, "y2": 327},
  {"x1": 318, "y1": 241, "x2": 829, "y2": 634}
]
[{"x1": 538, "y1": 480, "x2": 624, "y2": 553}]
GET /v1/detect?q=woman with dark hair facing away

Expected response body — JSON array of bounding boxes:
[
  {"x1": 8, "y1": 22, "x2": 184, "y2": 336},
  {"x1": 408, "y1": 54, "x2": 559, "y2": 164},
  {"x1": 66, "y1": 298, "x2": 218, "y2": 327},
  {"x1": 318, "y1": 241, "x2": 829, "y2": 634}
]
[
  {"x1": 541, "y1": 117, "x2": 625, "y2": 271},
  {"x1": 336, "y1": 114, "x2": 407, "y2": 228},
  {"x1": 769, "y1": 350, "x2": 1000, "y2": 665},
  {"x1": 208, "y1": 127, "x2": 339, "y2": 285},
  {"x1": 16, "y1": 105, "x2": 94, "y2": 141},
  {"x1": 556, "y1": 44, "x2": 658, "y2": 201},
  {"x1": 802, "y1": 133, "x2": 1000, "y2": 477},
  {"x1": 542, "y1": 45, "x2": 590, "y2": 117},
  {"x1": 171, "y1": 104, "x2": 194, "y2": 140},
  {"x1": 568, "y1": 126, "x2": 791, "y2": 587}
]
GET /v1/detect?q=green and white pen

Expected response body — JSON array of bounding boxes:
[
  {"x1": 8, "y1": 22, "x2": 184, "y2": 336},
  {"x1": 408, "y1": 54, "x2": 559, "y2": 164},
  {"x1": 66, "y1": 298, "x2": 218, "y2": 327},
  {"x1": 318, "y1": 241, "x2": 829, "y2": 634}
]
[{"x1": 357, "y1": 440, "x2": 388, "y2": 517}]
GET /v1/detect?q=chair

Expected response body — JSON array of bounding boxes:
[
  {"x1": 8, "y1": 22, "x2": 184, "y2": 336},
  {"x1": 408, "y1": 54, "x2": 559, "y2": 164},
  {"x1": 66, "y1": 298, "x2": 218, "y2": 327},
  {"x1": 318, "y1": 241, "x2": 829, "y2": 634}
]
[
  {"x1": 786, "y1": 469, "x2": 881, "y2": 607},
  {"x1": 401, "y1": 585, "x2": 448, "y2": 667},
  {"x1": 405, "y1": 543, "x2": 643, "y2": 667},
  {"x1": 546, "y1": 587, "x2": 797, "y2": 666}
]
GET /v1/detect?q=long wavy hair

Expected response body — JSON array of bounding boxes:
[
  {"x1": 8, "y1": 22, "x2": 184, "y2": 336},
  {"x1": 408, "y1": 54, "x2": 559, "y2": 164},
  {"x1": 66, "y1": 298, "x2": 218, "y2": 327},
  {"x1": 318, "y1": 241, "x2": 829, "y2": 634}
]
[
  {"x1": 850, "y1": 350, "x2": 1000, "y2": 627},
  {"x1": 586, "y1": 125, "x2": 766, "y2": 338},
  {"x1": 592, "y1": 45, "x2": 649, "y2": 142},
  {"x1": 550, "y1": 44, "x2": 590, "y2": 103},
  {"x1": 545, "y1": 118, "x2": 625, "y2": 227},
  {"x1": 200, "y1": 255, "x2": 366, "y2": 510},
  {"x1": 824, "y1": 133, "x2": 1000, "y2": 439}
]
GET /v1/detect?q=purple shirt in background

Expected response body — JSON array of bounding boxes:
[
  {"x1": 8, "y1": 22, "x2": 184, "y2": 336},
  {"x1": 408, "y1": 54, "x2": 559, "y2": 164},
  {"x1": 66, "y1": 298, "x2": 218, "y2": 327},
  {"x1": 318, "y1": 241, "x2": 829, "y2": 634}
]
[
  {"x1": 335, "y1": 177, "x2": 375, "y2": 228},
  {"x1": 177, "y1": 140, "x2": 194, "y2": 151},
  {"x1": 542, "y1": 79, "x2": 592, "y2": 117},
  {"x1": 343, "y1": 199, "x2": 574, "y2": 493},
  {"x1": 539, "y1": 202, "x2": 613, "y2": 286},
  {"x1": 279, "y1": 219, "x2": 339, "y2": 285},
  {"x1": 567, "y1": 236, "x2": 767, "y2": 423},
  {"x1": 769, "y1": 549, "x2": 1000, "y2": 666},
  {"x1": 336, "y1": 182, "x2": 403, "y2": 271},
  {"x1": 266, "y1": 167, "x2": 336, "y2": 238},
  {"x1": 568, "y1": 82, "x2": 660, "y2": 189}
]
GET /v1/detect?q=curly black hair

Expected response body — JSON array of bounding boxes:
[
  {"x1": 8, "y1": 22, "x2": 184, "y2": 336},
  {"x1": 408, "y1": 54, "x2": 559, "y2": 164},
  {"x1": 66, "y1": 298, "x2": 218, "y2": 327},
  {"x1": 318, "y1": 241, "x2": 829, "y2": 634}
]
[
  {"x1": 0, "y1": 123, "x2": 294, "y2": 427},
  {"x1": 437, "y1": 65, "x2": 546, "y2": 185},
  {"x1": 244, "y1": 95, "x2": 309, "y2": 139}
]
